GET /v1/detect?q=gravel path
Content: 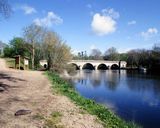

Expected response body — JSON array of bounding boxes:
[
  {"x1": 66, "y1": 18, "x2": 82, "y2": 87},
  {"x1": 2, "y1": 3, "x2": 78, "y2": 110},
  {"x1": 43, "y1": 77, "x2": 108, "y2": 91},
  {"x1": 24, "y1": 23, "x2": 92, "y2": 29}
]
[{"x1": 0, "y1": 58, "x2": 103, "y2": 128}]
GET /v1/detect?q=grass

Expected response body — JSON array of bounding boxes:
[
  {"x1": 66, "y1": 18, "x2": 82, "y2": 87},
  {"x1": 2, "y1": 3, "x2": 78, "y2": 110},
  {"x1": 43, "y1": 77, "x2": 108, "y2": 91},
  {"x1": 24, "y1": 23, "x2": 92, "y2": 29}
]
[
  {"x1": 33, "y1": 112, "x2": 64, "y2": 128},
  {"x1": 46, "y1": 71, "x2": 141, "y2": 128},
  {"x1": 4, "y1": 58, "x2": 15, "y2": 68},
  {"x1": 44, "y1": 111, "x2": 64, "y2": 128},
  {"x1": 32, "y1": 113, "x2": 45, "y2": 120},
  {"x1": 4, "y1": 57, "x2": 29, "y2": 70}
]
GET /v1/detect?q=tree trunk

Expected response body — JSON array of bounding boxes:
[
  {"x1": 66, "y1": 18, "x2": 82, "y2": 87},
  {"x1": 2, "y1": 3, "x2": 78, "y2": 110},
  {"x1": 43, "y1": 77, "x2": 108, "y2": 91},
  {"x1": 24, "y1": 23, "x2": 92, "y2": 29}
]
[
  {"x1": 32, "y1": 47, "x2": 35, "y2": 69},
  {"x1": 47, "y1": 54, "x2": 52, "y2": 70}
]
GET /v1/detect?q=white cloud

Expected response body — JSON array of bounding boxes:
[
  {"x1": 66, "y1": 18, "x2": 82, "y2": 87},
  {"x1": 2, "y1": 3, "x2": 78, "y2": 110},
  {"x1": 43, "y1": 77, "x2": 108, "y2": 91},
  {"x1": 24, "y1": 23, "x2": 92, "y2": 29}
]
[
  {"x1": 128, "y1": 20, "x2": 136, "y2": 25},
  {"x1": 91, "y1": 13, "x2": 116, "y2": 36},
  {"x1": 141, "y1": 28, "x2": 158, "y2": 39},
  {"x1": 102, "y1": 8, "x2": 120, "y2": 19},
  {"x1": 21, "y1": 5, "x2": 37, "y2": 14},
  {"x1": 13, "y1": 4, "x2": 36, "y2": 15},
  {"x1": 91, "y1": 8, "x2": 119, "y2": 36},
  {"x1": 33, "y1": 11, "x2": 63, "y2": 27}
]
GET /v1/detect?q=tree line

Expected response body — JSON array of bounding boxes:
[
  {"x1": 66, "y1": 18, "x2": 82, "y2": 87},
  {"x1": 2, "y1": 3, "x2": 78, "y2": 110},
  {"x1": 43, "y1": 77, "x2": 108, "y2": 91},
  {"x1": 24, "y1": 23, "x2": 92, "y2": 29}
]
[
  {"x1": 3, "y1": 24, "x2": 72, "y2": 72},
  {"x1": 73, "y1": 45, "x2": 160, "y2": 72}
]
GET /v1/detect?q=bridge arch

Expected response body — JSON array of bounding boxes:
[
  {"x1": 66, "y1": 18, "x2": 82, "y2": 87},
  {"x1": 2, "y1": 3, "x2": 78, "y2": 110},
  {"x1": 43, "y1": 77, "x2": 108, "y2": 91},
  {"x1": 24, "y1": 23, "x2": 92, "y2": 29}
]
[
  {"x1": 68, "y1": 63, "x2": 80, "y2": 70},
  {"x1": 97, "y1": 63, "x2": 109, "y2": 70},
  {"x1": 82, "y1": 63, "x2": 95, "y2": 70},
  {"x1": 111, "y1": 64, "x2": 119, "y2": 70}
]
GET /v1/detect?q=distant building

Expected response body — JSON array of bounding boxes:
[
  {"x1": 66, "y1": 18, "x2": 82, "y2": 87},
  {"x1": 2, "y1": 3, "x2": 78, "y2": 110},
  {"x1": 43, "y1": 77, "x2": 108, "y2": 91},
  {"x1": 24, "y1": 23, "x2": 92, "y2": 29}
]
[{"x1": 40, "y1": 60, "x2": 47, "y2": 67}]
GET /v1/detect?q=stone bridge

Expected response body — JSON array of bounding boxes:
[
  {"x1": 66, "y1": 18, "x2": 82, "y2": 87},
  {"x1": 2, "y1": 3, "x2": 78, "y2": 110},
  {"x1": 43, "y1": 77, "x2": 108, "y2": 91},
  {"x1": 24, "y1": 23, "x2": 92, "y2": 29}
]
[
  {"x1": 39, "y1": 60, "x2": 127, "y2": 70},
  {"x1": 68, "y1": 60, "x2": 127, "y2": 70}
]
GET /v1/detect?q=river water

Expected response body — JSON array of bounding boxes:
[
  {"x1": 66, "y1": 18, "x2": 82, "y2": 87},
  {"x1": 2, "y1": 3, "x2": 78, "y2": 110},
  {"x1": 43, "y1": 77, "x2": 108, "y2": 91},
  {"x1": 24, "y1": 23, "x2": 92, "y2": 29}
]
[{"x1": 65, "y1": 70, "x2": 160, "y2": 128}]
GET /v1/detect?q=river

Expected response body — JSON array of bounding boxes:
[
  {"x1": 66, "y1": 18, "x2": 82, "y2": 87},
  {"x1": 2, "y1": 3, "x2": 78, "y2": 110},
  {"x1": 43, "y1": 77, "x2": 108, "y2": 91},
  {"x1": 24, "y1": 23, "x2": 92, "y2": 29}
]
[{"x1": 65, "y1": 70, "x2": 160, "y2": 128}]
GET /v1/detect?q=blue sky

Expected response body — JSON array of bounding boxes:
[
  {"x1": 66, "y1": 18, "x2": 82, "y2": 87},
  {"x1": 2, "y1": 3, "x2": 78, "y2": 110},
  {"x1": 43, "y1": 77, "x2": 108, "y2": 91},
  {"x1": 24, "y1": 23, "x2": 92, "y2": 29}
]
[{"x1": 0, "y1": 0, "x2": 160, "y2": 54}]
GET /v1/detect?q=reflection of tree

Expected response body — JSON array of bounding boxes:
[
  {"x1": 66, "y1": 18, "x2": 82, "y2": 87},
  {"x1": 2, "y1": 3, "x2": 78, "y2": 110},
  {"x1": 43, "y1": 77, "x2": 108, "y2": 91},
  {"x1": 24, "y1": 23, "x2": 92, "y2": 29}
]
[
  {"x1": 126, "y1": 72, "x2": 160, "y2": 98},
  {"x1": 78, "y1": 79, "x2": 87, "y2": 85},
  {"x1": 104, "y1": 71, "x2": 120, "y2": 91},
  {"x1": 90, "y1": 71, "x2": 101, "y2": 87},
  {"x1": 151, "y1": 79, "x2": 160, "y2": 99},
  {"x1": 67, "y1": 69, "x2": 78, "y2": 76},
  {"x1": 91, "y1": 79, "x2": 101, "y2": 87},
  {"x1": 126, "y1": 71, "x2": 152, "y2": 92}
]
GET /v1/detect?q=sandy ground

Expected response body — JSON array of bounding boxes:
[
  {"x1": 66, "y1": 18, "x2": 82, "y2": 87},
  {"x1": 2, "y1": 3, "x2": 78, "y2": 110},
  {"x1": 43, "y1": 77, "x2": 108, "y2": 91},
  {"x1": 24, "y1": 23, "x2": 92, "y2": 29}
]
[{"x1": 0, "y1": 58, "x2": 103, "y2": 128}]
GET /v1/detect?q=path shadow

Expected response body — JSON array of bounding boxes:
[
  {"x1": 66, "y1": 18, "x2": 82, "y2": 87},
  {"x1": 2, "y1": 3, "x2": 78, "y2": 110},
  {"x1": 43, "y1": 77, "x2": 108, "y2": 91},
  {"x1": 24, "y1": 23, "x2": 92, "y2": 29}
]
[
  {"x1": 0, "y1": 72, "x2": 26, "y2": 92},
  {"x1": 0, "y1": 72, "x2": 26, "y2": 83},
  {"x1": 0, "y1": 82, "x2": 10, "y2": 91}
]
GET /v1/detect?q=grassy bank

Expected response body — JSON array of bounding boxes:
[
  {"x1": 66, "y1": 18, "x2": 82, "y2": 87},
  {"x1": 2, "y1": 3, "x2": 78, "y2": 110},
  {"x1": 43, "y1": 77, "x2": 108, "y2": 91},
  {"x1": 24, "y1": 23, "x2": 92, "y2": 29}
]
[
  {"x1": 4, "y1": 58, "x2": 15, "y2": 68},
  {"x1": 46, "y1": 71, "x2": 141, "y2": 128}
]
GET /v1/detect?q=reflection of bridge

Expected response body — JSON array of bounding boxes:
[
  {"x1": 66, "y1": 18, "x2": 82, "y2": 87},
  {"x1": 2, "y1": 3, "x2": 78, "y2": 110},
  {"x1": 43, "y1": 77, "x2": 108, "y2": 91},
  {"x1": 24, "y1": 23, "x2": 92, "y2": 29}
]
[{"x1": 68, "y1": 60, "x2": 127, "y2": 70}]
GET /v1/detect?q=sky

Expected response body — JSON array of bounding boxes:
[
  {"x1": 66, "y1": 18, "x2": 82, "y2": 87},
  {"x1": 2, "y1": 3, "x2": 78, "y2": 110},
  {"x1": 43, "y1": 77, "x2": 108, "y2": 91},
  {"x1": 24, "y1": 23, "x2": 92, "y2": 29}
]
[{"x1": 0, "y1": 0, "x2": 160, "y2": 54}]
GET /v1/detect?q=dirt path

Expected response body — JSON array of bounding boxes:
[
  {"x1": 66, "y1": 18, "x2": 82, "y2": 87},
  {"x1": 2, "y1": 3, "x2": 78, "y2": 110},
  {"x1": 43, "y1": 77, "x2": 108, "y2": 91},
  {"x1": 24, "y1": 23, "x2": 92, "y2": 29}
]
[{"x1": 0, "y1": 58, "x2": 103, "y2": 128}]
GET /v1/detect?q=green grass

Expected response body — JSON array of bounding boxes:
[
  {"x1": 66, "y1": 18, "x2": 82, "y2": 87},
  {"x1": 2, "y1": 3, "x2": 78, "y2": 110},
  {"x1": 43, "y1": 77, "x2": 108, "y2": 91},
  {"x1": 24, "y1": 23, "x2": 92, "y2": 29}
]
[
  {"x1": 46, "y1": 71, "x2": 141, "y2": 128},
  {"x1": 4, "y1": 57, "x2": 28, "y2": 69},
  {"x1": 44, "y1": 111, "x2": 64, "y2": 128},
  {"x1": 32, "y1": 113, "x2": 45, "y2": 120},
  {"x1": 4, "y1": 58, "x2": 15, "y2": 68},
  {"x1": 33, "y1": 112, "x2": 64, "y2": 128}
]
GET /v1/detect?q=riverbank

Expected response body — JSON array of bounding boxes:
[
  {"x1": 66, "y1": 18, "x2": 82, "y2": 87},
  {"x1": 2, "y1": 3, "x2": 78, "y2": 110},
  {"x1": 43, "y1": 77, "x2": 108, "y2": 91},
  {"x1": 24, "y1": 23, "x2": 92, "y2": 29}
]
[
  {"x1": 46, "y1": 71, "x2": 140, "y2": 128},
  {"x1": 0, "y1": 58, "x2": 104, "y2": 128}
]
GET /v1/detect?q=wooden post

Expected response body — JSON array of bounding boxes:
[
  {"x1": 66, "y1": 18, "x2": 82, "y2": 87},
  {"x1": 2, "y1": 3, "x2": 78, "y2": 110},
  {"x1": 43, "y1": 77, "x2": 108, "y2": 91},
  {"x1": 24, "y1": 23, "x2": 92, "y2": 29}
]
[
  {"x1": 24, "y1": 58, "x2": 25, "y2": 70},
  {"x1": 19, "y1": 55, "x2": 20, "y2": 70}
]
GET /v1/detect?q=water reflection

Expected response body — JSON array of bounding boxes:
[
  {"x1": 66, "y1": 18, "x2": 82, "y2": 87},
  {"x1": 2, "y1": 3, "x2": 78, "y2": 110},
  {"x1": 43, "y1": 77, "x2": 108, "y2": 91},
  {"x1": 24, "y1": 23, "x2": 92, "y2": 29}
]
[
  {"x1": 64, "y1": 70, "x2": 160, "y2": 128},
  {"x1": 104, "y1": 71, "x2": 120, "y2": 91}
]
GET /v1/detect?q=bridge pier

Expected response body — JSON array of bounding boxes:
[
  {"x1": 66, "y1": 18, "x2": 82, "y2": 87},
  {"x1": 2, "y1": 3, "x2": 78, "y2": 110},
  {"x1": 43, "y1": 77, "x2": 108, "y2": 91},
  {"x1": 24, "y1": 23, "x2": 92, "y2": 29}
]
[{"x1": 79, "y1": 65, "x2": 83, "y2": 70}]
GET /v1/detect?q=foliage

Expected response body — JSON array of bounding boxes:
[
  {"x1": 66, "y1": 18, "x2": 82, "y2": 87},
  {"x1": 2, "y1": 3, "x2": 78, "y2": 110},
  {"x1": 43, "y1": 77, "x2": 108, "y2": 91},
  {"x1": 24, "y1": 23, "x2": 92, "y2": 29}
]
[
  {"x1": 43, "y1": 31, "x2": 72, "y2": 72},
  {"x1": 3, "y1": 45, "x2": 14, "y2": 57},
  {"x1": 34, "y1": 43, "x2": 45, "y2": 69},
  {"x1": 126, "y1": 46, "x2": 160, "y2": 70},
  {"x1": 23, "y1": 24, "x2": 45, "y2": 69},
  {"x1": 3, "y1": 37, "x2": 29, "y2": 57},
  {"x1": 90, "y1": 48, "x2": 102, "y2": 60},
  {"x1": 46, "y1": 71, "x2": 141, "y2": 128},
  {"x1": 104, "y1": 47, "x2": 119, "y2": 61}
]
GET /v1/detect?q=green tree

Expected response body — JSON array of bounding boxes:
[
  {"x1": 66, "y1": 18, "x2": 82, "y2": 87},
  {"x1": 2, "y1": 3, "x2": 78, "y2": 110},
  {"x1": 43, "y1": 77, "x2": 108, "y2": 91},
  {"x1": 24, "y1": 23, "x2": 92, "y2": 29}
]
[
  {"x1": 10, "y1": 37, "x2": 29, "y2": 56},
  {"x1": 3, "y1": 37, "x2": 29, "y2": 57},
  {"x1": 127, "y1": 50, "x2": 139, "y2": 67},
  {"x1": 3, "y1": 45, "x2": 13, "y2": 57}
]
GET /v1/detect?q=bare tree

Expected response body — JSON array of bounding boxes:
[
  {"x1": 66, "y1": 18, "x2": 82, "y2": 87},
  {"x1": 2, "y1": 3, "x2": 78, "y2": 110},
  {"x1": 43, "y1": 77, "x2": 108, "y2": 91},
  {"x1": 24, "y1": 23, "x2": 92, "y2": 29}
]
[
  {"x1": 104, "y1": 47, "x2": 119, "y2": 60},
  {"x1": 43, "y1": 31, "x2": 72, "y2": 72},
  {"x1": 0, "y1": 0, "x2": 12, "y2": 19},
  {"x1": 90, "y1": 49, "x2": 102, "y2": 60},
  {"x1": 23, "y1": 24, "x2": 45, "y2": 69}
]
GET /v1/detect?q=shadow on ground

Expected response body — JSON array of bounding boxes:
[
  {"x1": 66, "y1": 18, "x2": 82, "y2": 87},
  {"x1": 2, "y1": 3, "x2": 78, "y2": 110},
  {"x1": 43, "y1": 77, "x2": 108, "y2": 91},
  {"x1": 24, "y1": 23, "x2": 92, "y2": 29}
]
[
  {"x1": 0, "y1": 72, "x2": 26, "y2": 92},
  {"x1": 0, "y1": 72, "x2": 26, "y2": 83}
]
